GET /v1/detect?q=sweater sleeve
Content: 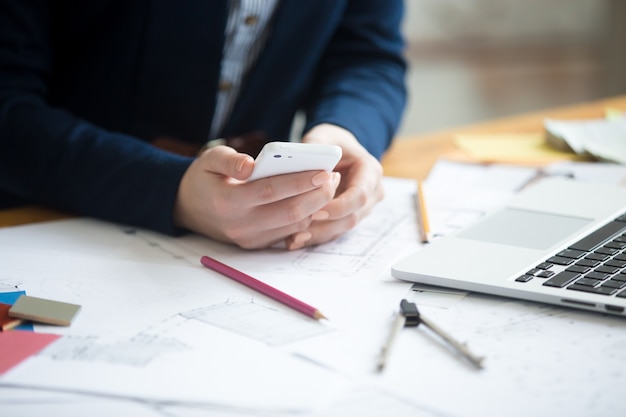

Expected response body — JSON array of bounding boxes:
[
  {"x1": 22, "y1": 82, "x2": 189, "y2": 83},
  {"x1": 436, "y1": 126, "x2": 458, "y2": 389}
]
[
  {"x1": 303, "y1": 0, "x2": 407, "y2": 160},
  {"x1": 0, "y1": 0, "x2": 192, "y2": 235}
]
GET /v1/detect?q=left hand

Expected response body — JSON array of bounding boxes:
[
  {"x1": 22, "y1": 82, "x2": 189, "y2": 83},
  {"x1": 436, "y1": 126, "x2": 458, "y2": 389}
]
[{"x1": 286, "y1": 123, "x2": 385, "y2": 250}]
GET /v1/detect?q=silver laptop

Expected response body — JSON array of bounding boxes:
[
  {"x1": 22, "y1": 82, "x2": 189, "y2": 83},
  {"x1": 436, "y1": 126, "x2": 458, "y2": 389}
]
[{"x1": 391, "y1": 178, "x2": 626, "y2": 316}]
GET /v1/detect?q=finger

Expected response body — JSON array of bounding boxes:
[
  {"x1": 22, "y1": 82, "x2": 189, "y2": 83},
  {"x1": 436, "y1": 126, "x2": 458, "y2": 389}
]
[
  {"x1": 199, "y1": 145, "x2": 254, "y2": 180},
  {"x1": 231, "y1": 178, "x2": 338, "y2": 243},
  {"x1": 244, "y1": 170, "x2": 335, "y2": 207},
  {"x1": 285, "y1": 197, "x2": 378, "y2": 251},
  {"x1": 216, "y1": 176, "x2": 339, "y2": 249},
  {"x1": 226, "y1": 193, "x2": 339, "y2": 249},
  {"x1": 285, "y1": 179, "x2": 384, "y2": 251},
  {"x1": 284, "y1": 214, "x2": 358, "y2": 251},
  {"x1": 234, "y1": 219, "x2": 313, "y2": 249},
  {"x1": 317, "y1": 174, "x2": 384, "y2": 221}
]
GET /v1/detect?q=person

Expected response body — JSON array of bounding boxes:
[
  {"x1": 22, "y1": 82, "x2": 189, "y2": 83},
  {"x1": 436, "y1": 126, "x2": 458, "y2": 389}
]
[{"x1": 0, "y1": 0, "x2": 407, "y2": 250}]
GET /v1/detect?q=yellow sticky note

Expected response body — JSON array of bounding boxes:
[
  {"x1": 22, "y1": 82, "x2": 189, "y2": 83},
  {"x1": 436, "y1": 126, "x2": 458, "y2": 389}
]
[
  {"x1": 606, "y1": 107, "x2": 625, "y2": 121},
  {"x1": 454, "y1": 133, "x2": 583, "y2": 164}
]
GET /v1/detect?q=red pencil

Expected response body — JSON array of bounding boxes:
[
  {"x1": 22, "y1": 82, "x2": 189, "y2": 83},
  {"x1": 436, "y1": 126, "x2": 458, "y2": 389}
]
[{"x1": 200, "y1": 256, "x2": 327, "y2": 320}]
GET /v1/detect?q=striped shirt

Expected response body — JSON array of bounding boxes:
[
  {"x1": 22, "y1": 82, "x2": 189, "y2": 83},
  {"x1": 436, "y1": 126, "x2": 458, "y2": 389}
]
[{"x1": 209, "y1": 0, "x2": 279, "y2": 139}]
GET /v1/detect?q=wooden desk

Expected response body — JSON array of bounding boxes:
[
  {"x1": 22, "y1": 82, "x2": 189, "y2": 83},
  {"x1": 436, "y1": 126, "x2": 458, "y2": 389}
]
[
  {"x1": 1, "y1": 94, "x2": 625, "y2": 228},
  {"x1": 382, "y1": 94, "x2": 626, "y2": 180}
]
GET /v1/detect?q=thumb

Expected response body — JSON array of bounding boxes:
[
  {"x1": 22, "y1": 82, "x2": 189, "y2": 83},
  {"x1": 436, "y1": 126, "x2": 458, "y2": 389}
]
[{"x1": 199, "y1": 145, "x2": 254, "y2": 180}]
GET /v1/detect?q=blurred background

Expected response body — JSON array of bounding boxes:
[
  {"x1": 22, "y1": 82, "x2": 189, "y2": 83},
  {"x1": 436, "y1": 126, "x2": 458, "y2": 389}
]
[{"x1": 397, "y1": 0, "x2": 626, "y2": 138}]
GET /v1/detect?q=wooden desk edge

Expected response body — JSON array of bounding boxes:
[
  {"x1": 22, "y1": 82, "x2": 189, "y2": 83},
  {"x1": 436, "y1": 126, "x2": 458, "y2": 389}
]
[{"x1": 0, "y1": 206, "x2": 74, "y2": 228}]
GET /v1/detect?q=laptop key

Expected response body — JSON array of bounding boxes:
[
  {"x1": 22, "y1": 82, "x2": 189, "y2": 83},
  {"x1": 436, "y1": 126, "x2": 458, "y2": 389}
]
[
  {"x1": 515, "y1": 275, "x2": 533, "y2": 283},
  {"x1": 544, "y1": 271, "x2": 580, "y2": 288},
  {"x1": 568, "y1": 284, "x2": 618, "y2": 296},
  {"x1": 565, "y1": 265, "x2": 591, "y2": 274},
  {"x1": 557, "y1": 249, "x2": 586, "y2": 259},
  {"x1": 546, "y1": 256, "x2": 574, "y2": 266},
  {"x1": 605, "y1": 259, "x2": 626, "y2": 268},
  {"x1": 575, "y1": 259, "x2": 600, "y2": 268},
  {"x1": 595, "y1": 247, "x2": 619, "y2": 256},
  {"x1": 586, "y1": 253, "x2": 609, "y2": 261},
  {"x1": 595, "y1": 265, "x2": 621, "y2": 275},
  {"x1": 612, "y1": 273, "x2": 626, "y2": 282},
  {"x1": 606, "y1": 241, "x2": 626, "y2": 250},
  {"x1": 576, "y1": 277, "x2": 602, "y2": 287},
  {"x1": 602, "y1": 280, "x2": 626, "y2": 289},
  {"x1": 535, "y1": 270, "x2": 554, "y2": 278},
  {"x1": 569, "y1": 220, "x2": 626, "y2": 251},
  {"x1": 585, "y1": 271, "x2": 611, "y2": 281}
]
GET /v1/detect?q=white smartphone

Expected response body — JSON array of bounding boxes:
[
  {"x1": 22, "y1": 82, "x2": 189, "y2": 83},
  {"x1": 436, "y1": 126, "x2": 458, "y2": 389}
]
[{"x1": 247, "y1": 142, "x2": 342, "y2": 181}]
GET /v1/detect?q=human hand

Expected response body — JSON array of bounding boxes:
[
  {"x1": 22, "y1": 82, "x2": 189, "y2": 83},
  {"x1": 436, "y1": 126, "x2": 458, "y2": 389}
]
[
  {"x1": 173, "y1": 145, "x2": 340, "y2": 249},
  {"x1": 288, "y1": 123, "x2": 385, "y2": 250}
]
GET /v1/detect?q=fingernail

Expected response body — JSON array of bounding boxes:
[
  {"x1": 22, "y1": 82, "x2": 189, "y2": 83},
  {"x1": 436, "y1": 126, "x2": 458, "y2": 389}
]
[
  {"x1": 292, "y1": 232, "x2": 312, "y2": 244},
  {"x1": 237, "y1": 156, "x2": 252, "y2": 172},
  {"x1": 312, "y1": 171, "x2": 331, "y2": 186},
  {"x1": 311, "y1": 210, "x2": 329, "y2": 221}
]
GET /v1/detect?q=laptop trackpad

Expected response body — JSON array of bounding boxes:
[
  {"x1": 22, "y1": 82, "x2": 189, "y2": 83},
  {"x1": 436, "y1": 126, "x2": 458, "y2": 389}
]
[{"x1": 457, "y1": 208, "x2": 592, "y2": 251}]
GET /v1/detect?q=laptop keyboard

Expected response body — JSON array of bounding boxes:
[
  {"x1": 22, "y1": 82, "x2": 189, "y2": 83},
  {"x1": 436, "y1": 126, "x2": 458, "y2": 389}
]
[{"x1": 515, "y1": 212, "x2": 626, "y2": 298}]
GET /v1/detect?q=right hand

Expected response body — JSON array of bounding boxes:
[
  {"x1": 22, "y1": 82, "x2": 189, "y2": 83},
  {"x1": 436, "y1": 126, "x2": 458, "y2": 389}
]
[{"x1": 173, "y1": 145, "x2": 340, "y2": 249}]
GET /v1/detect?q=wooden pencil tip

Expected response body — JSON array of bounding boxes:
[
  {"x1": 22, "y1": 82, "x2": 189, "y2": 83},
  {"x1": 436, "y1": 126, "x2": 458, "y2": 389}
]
[{"x1": 314, "y1": 310, "x2": 328, "y2": 320}]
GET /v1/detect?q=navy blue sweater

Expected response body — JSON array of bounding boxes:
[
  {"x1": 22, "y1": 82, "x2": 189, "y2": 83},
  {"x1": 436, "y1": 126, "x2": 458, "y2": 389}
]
[{"x1": 0, "y1": 0, "x2": 407, "y2": 234}]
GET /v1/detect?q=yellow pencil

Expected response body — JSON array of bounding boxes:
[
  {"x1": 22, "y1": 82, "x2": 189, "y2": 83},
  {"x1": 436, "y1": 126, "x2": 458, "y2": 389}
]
[{"x1": 416, "y1": 180, "x2": 430, "y2": 243}]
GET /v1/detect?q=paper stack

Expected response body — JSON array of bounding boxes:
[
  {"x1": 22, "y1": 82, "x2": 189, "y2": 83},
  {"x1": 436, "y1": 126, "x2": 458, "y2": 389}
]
[{"x1": 544, "y1": 115, "x2": 626, "y2": 165}]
